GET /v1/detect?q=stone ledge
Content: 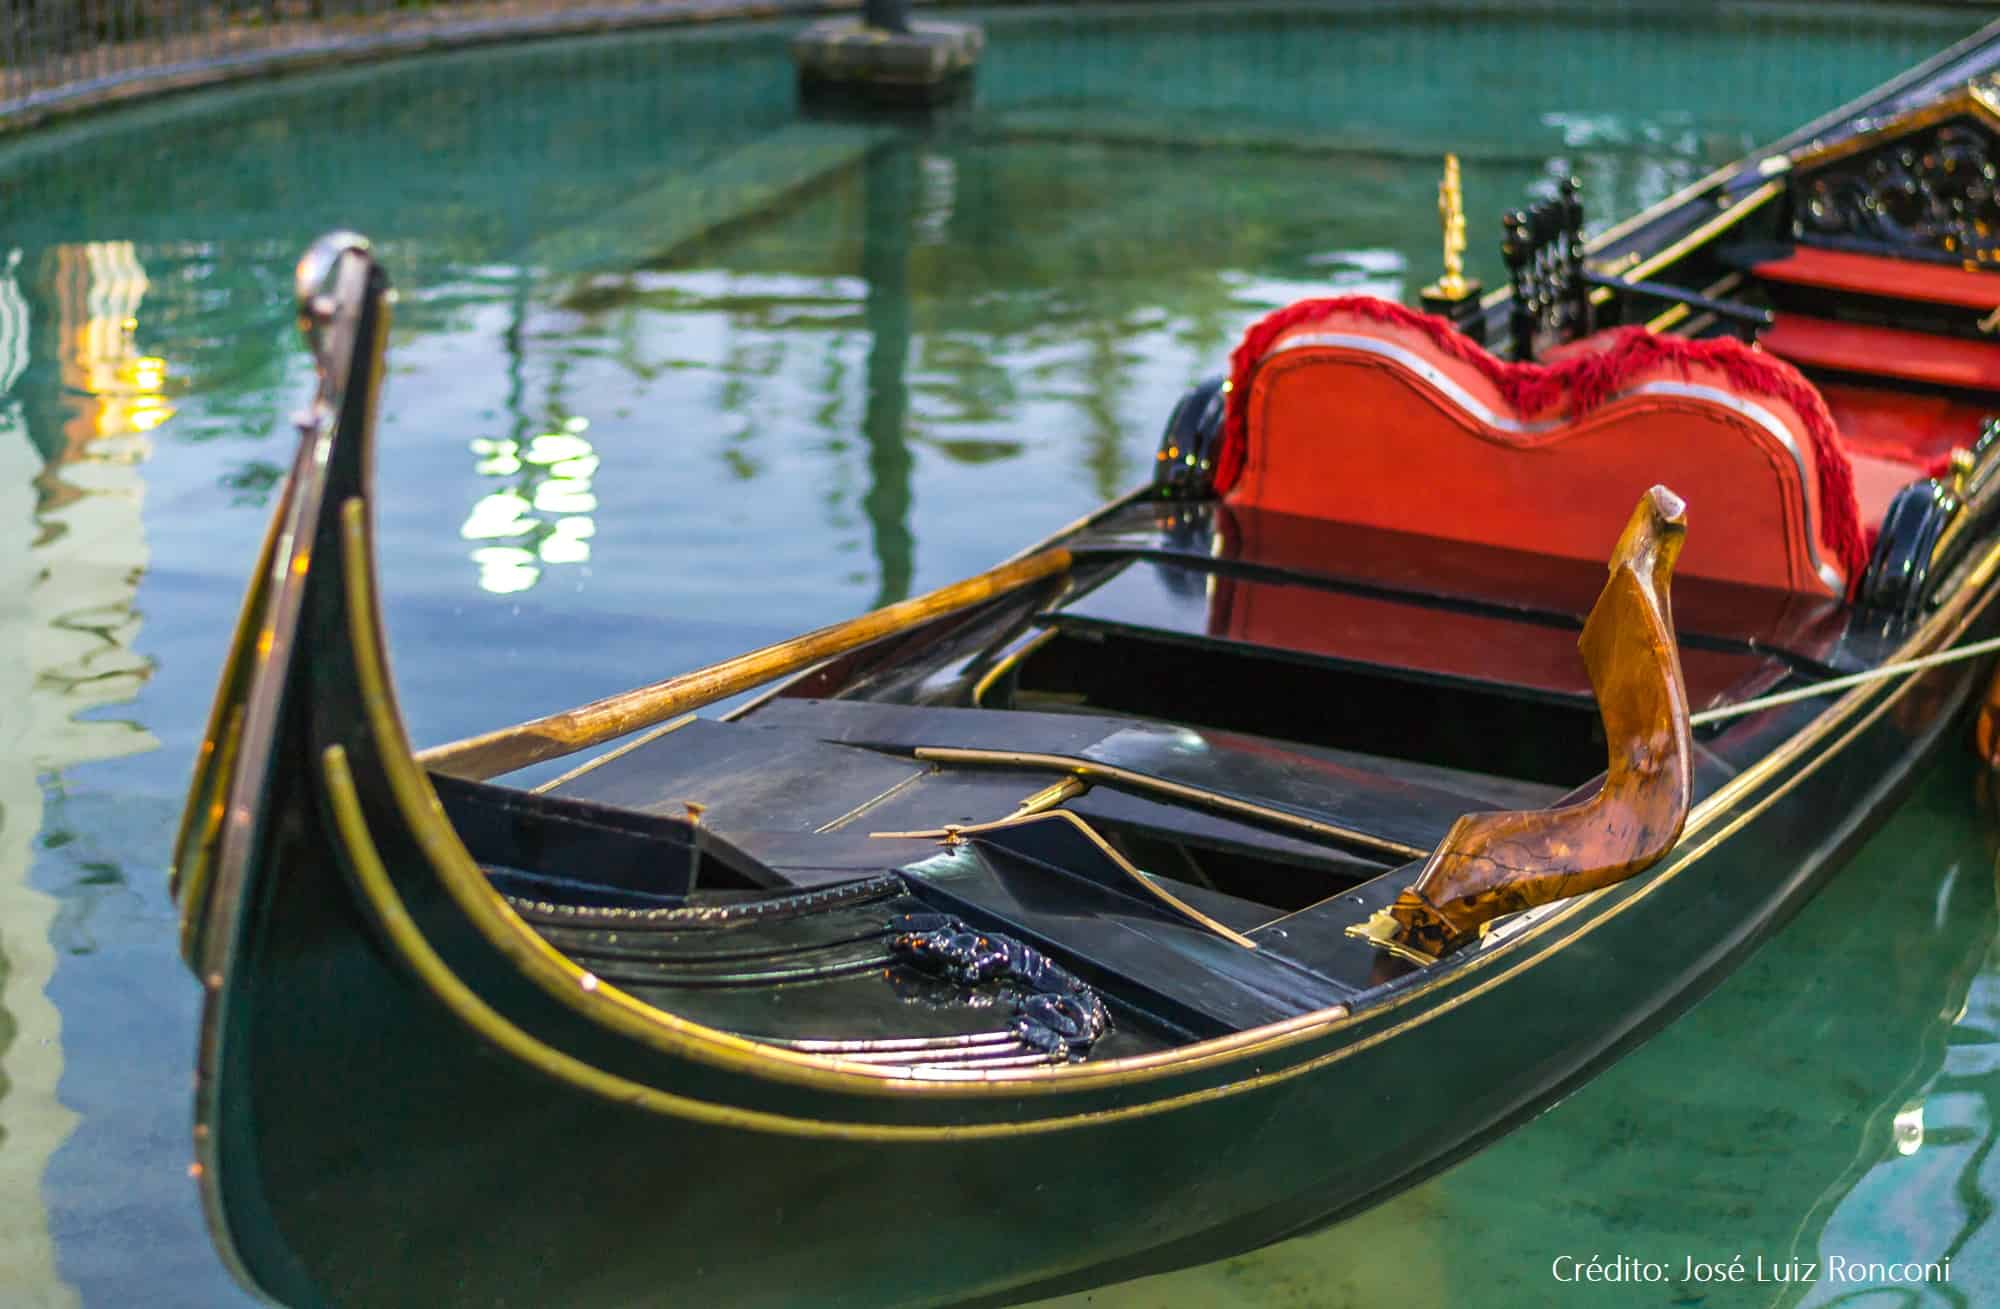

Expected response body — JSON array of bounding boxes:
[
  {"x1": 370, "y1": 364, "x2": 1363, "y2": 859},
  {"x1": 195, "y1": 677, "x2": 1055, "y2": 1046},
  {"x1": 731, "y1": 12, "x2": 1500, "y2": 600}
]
[{"x1": 0, "y1": 0, "x2": 865, "y2": 137}]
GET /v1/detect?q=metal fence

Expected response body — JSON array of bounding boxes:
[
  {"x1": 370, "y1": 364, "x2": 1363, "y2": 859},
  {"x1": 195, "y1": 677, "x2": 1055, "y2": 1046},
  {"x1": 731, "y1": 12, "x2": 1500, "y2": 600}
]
[
  {"x1": 6, "y1": 0, "x2": 2000, "y2": 133},
  {"x1": 0, "y1": 0, "x2": 860, "y2": 127}
]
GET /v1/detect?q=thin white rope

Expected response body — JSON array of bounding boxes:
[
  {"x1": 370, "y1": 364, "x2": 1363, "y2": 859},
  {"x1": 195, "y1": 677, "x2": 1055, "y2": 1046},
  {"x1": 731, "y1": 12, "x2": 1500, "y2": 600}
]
[{"x1": 1687, "y1": 632, "x2": 2000, "y2": 727}]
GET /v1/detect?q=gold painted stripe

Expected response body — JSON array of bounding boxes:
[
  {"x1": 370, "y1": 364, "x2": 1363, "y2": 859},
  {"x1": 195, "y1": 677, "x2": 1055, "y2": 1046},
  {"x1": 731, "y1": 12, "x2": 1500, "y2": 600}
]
[
  {"x1": 171, "y1": 449, "x2": 298, "y2": 956},
  {"x1": 1643, "y1": 272, "x2": 1746, "y2": 335},
  {"x1": 970, "y1": 626, "x2": 1058, "y2": 707},
  {"x1": 334, "y1": 484, "x2": 2000, "y2": 1106},
  {"x1": 910, "y1": 746, "x2": 1431, "y2": 861},
  {"x1": 328, "y1": 743, "x2": 1305, "y2": 1139},
  {"x1": 813, "y1": 766, "x2": 931, "y2": 834},
  {"x1": 530, "y1": 713, "x2": 697, "y2": 795},
  {"x1": 1787, "y1": 86, "x2": 1994, "y2": 174},
  {"x1": 1585, "y1": 165, "x2": 1746, "y2": 257},
  {"x1": 1587, "y1": 181, "x2": 1781, "y2": 308},
  {"x1": 1932, "y1": 450, "x2": 2000, "y2": 572}
]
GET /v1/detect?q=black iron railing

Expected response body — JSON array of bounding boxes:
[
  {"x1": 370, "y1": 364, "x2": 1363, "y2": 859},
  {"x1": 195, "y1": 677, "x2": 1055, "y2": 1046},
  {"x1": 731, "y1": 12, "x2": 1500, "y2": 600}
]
[
  {"x1": 6, "y1": 1, "x2": 1999, "y2": 133},
  {"x1": 0, "y1": 1, "x2": 857, "y2": 126}
]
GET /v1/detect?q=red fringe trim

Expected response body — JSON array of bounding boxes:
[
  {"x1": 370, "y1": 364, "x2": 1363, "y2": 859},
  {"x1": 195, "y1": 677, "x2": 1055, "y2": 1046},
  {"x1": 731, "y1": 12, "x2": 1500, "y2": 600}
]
[{"x1": 1219, "y1": 295, "x2": 1868, "y2": 592}]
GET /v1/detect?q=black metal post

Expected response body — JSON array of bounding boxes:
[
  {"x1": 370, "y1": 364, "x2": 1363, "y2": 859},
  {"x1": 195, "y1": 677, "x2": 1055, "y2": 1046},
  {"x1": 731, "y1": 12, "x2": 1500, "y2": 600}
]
[{"x1": 863, "y1": 0, "x2": 911, "y2": 33}]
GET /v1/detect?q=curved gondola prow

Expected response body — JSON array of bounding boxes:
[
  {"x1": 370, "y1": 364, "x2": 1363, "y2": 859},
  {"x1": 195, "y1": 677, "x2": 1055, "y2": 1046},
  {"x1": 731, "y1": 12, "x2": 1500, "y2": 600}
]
[
  {"x1": 167, "y1": 233, "x2": 393, "y2": 1305},
  {"x1": 173, "y1": 232, "x2": 389, "y2": 972},
  {"x1": 1352, "y1": 486, "x2": 1697, "y2": 963}
]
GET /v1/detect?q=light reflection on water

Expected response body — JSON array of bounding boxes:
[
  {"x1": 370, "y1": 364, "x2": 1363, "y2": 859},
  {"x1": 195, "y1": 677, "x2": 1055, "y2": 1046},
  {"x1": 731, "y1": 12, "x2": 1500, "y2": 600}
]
[
  {"x1": 0, "y1": 4, "x2": 1991, "y2": 1305},
  {"x1": 0, "y1": 239, "x2": 163, "y2": 1309},
  {"x1": 461, "y1": 420, "x2": 598, "y2": 594}
]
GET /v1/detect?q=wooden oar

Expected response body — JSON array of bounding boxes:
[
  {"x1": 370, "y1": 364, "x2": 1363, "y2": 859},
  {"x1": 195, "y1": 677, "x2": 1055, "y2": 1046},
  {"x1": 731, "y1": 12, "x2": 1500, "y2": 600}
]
[{"x1": 417, "y1": 548, "x2": 1071, "y2": 781}]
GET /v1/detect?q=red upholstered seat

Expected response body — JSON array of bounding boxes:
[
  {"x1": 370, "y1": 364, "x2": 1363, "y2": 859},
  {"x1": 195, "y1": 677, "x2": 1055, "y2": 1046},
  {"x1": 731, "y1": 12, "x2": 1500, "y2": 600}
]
[
  {"x1": 1219, "y1": 297, "x2": 1868, "y2": 598},
  {"x1": 1752, "y1": 246, "x2": 2000, "y2": 311},
  {"x1": 1819, "y1": 382, "x2": 1992, "y2": 468},
  {"x1": 1759, "y1": 313, "x2": 2000, "y2": 393},
  {"x1": 1851, "y1": 450, "x2": 1926, "y2": 536}
]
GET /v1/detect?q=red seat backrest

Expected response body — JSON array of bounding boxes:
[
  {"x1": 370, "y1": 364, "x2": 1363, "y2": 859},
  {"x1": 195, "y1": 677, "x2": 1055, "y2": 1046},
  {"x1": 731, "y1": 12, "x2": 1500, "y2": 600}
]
[{"x1": 1217, "y1": 297, "x2": 1865, "y2": 598}]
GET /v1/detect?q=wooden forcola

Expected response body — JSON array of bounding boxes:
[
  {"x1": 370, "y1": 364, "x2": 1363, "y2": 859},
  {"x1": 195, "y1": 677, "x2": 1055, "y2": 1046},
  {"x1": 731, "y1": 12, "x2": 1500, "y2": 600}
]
[{"x1": 1358, "y1": 486, "x2": 1695, "y2": 960}]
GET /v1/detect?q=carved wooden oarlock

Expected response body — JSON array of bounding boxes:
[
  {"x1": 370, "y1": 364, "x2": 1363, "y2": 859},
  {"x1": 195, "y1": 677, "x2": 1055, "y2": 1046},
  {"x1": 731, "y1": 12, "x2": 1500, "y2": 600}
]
[{"x1": 1352, "y1": 486, "x2": 1695, "y2": 962}]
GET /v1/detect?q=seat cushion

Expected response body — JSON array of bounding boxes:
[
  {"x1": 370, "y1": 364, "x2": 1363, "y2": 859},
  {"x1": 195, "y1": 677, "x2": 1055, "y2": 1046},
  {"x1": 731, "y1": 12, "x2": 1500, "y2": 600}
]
[
  {"x1": 1818, "y1": 382, "x2": 1991, "y2": 469},
  {"x1": 1759, "y1": 313, "x2": 2000, "y2": 392},
  {"x1": 1850, "y1": 450, "x2": 1927, "y2": 546},
  {"x1": 1218, "y1": 296, "x2": 1867, "y2": 597},
  {"x1": 1751, "y1": 245, "x2": 2000, "y2": 311}
]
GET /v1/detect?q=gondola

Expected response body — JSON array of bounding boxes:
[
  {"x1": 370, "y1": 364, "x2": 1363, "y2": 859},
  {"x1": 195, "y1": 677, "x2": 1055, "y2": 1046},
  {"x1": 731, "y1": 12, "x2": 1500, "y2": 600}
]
[{"x1": 174, "y1": 26, "x2": 2000, "y2": 1309}]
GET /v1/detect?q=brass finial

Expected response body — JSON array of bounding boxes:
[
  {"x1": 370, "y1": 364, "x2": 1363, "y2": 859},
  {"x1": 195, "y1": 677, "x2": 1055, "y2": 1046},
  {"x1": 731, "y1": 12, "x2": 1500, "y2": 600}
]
[
  {"x1": 1951, "y1": 446, "x2": 1977, "y2": 498},
  {"x1": 1424, "y1": 153, "x2": 1471, "y2": 301}
]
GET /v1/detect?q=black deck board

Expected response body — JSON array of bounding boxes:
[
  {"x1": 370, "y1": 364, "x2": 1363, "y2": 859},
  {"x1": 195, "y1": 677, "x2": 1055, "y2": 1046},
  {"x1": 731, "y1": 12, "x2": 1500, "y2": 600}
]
[
  {"x1": 551, "y1": 717, "x2": 926, "y2": 832},
  {"x1": 1246, "y1": 864, "x2": 1422, "y2": 993},
  {"x1": 744, "y1": 698, "x2": 1542, "y2": 853}
]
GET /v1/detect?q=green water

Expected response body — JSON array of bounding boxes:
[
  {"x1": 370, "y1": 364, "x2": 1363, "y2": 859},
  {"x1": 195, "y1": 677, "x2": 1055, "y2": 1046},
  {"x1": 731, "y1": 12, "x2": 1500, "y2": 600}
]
[{"x1": 0, "y1": 4, "x2": 1995, "y2": 1305}]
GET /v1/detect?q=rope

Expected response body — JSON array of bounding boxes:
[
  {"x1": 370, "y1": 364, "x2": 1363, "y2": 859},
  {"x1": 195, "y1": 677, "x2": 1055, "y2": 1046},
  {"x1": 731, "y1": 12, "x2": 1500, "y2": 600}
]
[{"x1": 1687, "y1": 633, "x2": 2000, "y2": 727}]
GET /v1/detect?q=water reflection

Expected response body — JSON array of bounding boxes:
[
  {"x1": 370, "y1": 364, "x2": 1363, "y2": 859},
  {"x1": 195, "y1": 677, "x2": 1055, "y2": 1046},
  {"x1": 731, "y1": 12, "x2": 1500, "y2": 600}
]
[
  {"x1": 0, "y1": 239, "x2": 166, "y2": 1308},
  {"x1": 1794, "y1": 897, "x2": 2000, "y2": 1307},
  {"x1": 861, "y1": 144, "x2": 916, "y2": 607},
  {"x1": 461, "y1": 420, "x2": 598, "y2": 594}
]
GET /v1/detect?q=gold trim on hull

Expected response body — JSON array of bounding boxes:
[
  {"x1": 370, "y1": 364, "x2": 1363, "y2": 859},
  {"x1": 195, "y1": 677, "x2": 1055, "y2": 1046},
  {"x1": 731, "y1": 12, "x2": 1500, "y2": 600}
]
[
  {"x1": 970, "y1": 626, "x2": 1058, "y2": 706},
  {"x1": 1588, "y1": 181, "x2": 1782, "y2": 308},
  {"x1": 171, "y1": 456, "x2": 295, "y2": 956},
  {"x1": 326, "y1": 742, "x2": 1331, "y2": 1141},
  {"x1": 333, "y1": 480, "x2": 2000, "y2": 1110},
  {"x1": 328, "y1": 472, "x2": 2000, "y2": 1120}
]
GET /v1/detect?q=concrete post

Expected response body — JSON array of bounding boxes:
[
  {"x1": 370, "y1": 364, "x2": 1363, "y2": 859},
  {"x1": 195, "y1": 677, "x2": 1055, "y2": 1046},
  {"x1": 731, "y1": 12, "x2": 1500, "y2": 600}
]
[{"x1": 793, "y1": 0, "x2": 983, "y2": 108}]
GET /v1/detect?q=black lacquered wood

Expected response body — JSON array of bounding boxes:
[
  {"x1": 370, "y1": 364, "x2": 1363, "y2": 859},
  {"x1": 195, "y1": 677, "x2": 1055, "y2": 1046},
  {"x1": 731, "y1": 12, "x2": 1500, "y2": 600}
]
[
  {"x1": 1044, "y1": 555, "x2": 1794, "y2": 713},
  {"x1": 743, "y1": 697, "x2": 1507, "y2": 854},
  {"x1": 1070, "y1": 500, "x2": 1853, "y2": 668},
  {"x1": 552, "y1": 716, "x2": 928, "y2": 831}
]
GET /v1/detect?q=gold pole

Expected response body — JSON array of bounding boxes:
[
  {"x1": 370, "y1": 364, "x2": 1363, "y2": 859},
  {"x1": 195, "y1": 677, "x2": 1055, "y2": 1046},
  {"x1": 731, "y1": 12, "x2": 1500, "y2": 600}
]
[
  {"x1": 1422, "y1": 153, "x2": 1471, "y2": 301},
  {"x1": 1418, "y1": 154, "x2": 1481, "y2": 334},
  {"x1": 417, "y1": 548, "x2": 1072, "y2": 781}
]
